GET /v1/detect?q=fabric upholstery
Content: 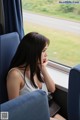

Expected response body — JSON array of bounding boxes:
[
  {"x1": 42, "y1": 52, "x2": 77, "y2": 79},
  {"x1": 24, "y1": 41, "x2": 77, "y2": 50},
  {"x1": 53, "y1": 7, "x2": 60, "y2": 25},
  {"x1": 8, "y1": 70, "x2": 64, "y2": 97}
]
[
  {"x1": 68, "y1": 64, "x2": 80, "y2": 120},
  {"x1": 0, "y1": 32, "x2": 20, "y2": 103},
  {"x1": 1, "y1": 90, "x2": 50, "y2": 120}
]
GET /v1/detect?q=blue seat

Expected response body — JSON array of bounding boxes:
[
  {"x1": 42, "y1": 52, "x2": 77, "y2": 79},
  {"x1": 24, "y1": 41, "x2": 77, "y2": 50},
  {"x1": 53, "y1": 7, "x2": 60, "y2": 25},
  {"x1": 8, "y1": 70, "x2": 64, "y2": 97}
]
[
  {"x1": 0, "y1": 32, "x2": 20, "y2": 103},
  {"x1": 1, "y1": 90, "x2": 50, "y2": 120},
  {"x1": 68, "y1": 64, "x2": 80, "y2": 120},
  {"x1": 0, "y1": 32, "x2": 50, "y2": 120}
]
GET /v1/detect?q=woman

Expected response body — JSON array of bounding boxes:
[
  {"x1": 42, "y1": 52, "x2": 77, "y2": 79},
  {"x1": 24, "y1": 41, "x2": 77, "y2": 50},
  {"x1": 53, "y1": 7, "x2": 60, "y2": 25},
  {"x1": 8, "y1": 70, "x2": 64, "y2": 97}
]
[{"x1": 7, "y1": 32, "x2": 65, "y2": 120}]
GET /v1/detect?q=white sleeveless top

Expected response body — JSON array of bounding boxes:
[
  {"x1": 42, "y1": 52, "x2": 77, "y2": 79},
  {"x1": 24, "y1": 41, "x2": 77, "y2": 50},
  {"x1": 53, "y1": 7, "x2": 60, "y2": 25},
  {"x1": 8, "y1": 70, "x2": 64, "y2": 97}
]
[{"x1": 8, "y1": 68, "x2": 48, "y2": 95}]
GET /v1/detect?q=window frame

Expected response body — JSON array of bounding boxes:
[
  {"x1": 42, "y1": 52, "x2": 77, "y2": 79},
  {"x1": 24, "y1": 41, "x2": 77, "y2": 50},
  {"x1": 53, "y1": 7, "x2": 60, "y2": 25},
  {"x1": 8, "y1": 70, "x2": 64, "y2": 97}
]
[{"x1": 47, "y1": 60, "x2": 71, "y2": 92}]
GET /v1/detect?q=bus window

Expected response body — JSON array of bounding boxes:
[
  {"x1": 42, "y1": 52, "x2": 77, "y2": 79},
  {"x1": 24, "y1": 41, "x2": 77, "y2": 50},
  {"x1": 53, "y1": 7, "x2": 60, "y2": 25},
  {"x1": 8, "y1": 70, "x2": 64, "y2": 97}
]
[{"x1": 22, "y1": 0, "x2": 80, "y2": 67}]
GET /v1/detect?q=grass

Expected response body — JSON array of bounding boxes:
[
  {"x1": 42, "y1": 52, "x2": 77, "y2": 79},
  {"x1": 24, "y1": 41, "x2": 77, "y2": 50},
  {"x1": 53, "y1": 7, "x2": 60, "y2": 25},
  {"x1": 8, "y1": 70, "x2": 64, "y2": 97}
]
[
  {"x1": 22, "y1": 0, "x2": 80, "y2": 66},
  {"x1": 22, "y1": 0, "x2": 80, "y2": 22},
  {"x1": 23, "y1": 21, "x2": 80, "y2": 67}
]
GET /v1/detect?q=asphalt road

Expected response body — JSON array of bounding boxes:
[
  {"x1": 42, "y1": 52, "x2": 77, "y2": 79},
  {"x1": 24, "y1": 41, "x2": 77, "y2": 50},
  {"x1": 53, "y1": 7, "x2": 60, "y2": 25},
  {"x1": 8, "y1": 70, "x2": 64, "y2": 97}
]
[{"x1": 23, "y1": 12, "x2": 80, "y2": 34}]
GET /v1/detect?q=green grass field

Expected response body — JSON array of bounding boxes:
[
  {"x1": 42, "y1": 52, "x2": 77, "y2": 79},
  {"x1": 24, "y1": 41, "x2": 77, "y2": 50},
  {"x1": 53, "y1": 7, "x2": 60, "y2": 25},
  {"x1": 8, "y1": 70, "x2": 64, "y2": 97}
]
[
  {"x1": 22, "y1": 0, "x2": 80, "y2": 22},
  {"x1": 22, "y1": 0, "x2": 80, "y2": 66},
  {"x1": 24, "y1": 21, "x2": 80, "y2": 67}
]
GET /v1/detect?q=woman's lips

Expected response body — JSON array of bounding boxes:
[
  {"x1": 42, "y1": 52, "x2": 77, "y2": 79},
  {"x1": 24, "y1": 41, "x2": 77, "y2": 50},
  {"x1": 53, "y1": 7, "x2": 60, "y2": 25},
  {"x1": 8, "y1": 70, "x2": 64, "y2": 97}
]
[{"x1": 43, "y1": 59, "x2": 46, "y2": 63}]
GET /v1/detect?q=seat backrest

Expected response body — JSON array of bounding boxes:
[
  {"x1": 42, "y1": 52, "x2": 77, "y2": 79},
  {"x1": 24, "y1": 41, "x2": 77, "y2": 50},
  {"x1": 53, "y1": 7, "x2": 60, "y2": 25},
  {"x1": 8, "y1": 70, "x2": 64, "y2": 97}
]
[
  {"x1": 68, "y1": 64, "x2": 80, "y2": 120},
  {"x1": 0, "y1": 32, "x2": 20, "y2": 104},
  {"x1": 1, "y1": 90, "x2": 50, "y2": 120}
]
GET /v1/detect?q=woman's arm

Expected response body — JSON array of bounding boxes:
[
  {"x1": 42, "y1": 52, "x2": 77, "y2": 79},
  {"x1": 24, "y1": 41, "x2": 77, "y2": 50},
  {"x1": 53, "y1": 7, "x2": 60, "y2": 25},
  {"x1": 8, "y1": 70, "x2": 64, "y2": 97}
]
[
  {"x1": 7, "y1": 70, "x2": 22, "y2": 100},
  {"x1": 39, "y1": 57, "x2": 55, "y2": 92},
  {"x1": 41, "y1": 65, "x2": 55, "y2": 93}
]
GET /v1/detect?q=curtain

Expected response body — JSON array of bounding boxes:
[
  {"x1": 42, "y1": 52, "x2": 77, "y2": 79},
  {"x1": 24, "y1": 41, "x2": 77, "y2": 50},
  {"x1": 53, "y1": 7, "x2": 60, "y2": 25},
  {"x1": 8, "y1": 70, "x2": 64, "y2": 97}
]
[
  {"x1": 0, "y1": 0, "x2": 4, "y2": 34},
  {"x1": 0, "y1": 0, "x2": 24, "y2": 40}
]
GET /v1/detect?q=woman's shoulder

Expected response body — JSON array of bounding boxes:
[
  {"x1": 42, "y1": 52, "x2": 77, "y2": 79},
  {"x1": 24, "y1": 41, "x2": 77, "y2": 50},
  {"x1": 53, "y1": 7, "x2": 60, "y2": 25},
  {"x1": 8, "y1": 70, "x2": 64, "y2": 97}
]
[{"x1": 7, "y1": 67, "x2": 24, "y2": 80}]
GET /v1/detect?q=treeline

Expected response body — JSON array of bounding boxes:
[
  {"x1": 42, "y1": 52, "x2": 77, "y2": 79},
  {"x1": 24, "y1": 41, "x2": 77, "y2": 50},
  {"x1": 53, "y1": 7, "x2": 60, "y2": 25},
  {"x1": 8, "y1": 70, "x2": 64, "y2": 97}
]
[
  {"x1": 22, "y1": 0, "x2": 80, "y2": 21},
  {"x1": 60, "y1": 3, "x2": 80, "y2": 14}
]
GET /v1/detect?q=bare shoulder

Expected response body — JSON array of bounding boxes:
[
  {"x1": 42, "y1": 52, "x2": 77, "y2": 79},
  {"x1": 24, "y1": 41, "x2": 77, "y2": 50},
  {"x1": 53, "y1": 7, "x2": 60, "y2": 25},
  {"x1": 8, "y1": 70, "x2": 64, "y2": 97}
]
[
  {"x1": 7, "y1": 68, "x2": 23, "y2": 99},
  {"x1": 7, "y1": 68, "x2": 20, "y2": 79},
  {"x1": 7, "y1": 68, "x2": 23, "y2": 84}
]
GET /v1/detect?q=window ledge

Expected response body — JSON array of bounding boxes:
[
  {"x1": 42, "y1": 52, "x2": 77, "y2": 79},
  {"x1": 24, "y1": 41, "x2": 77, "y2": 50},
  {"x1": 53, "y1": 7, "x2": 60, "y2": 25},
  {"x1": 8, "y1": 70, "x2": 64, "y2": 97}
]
[{"x1": 47, "y1": 61, "x2": 70, "y2": 92}]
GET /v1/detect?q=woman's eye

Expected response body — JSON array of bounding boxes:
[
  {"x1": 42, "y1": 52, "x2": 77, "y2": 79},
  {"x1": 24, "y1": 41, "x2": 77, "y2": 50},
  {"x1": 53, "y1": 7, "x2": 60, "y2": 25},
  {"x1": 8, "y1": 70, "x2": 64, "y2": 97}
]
[
  {"x1": 42, "y1": 50, "x2": 46, "y2": 52},
  {"x1": 43, "y1": 48, "x2": 47, "y2": 52},
  {"x1": 42, "y1": 47, "x2": 47, "y2": 52}
]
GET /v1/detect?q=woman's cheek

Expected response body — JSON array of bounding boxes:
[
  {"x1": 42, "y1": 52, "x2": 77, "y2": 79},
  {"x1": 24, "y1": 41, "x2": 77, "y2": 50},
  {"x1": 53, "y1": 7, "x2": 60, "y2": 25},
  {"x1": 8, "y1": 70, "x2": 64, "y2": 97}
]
[{"x1": 41, "y1": 54, "x2": 43, "y2": 61}]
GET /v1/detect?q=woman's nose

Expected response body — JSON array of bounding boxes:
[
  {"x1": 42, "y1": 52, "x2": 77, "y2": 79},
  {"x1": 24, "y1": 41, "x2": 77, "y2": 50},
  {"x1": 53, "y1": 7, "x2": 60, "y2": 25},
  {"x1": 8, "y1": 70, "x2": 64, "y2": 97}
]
[{"x1": 45, "y1": 52, "x2": 47, "y2": 57}]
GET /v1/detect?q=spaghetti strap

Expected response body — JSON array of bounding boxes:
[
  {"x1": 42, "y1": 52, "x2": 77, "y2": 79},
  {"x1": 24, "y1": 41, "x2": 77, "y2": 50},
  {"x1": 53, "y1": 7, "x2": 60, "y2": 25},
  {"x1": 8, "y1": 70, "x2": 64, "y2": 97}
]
[{"x1": 7, "y1": 67, "x2": 24, "y2": 79}]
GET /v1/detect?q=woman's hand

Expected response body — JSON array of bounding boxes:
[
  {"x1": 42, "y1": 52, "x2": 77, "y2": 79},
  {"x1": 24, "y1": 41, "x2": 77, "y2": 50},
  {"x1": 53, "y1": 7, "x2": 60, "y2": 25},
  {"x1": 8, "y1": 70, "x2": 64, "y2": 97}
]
[
  {"x1": 38, "y1": 57, "x2": 55, "y2": 93},
  {"x1": 38, "y1": 58, "x2": 48, "y2": 71},
  {"x1": 41, "y1": 58, "x2": 48, "y2": 66}
]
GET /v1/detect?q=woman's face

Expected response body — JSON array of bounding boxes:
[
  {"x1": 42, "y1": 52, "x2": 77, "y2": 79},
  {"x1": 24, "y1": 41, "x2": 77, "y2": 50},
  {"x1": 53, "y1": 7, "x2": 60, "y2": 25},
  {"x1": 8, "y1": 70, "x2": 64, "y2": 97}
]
[{"x1": 41, "y1": 44, "x2": 48, "y2": 65}]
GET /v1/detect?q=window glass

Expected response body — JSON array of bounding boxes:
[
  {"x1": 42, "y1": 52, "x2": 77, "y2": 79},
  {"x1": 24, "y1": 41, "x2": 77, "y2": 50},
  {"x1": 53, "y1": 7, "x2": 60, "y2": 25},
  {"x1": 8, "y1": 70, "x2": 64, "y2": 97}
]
[{"x1": 22, "y1": 0, "x2": 80, "y2": 67}]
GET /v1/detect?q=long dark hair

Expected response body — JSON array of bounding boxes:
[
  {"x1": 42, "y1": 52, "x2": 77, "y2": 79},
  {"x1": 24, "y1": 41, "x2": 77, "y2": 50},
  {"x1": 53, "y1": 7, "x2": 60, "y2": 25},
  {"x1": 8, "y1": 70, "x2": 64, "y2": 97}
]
[{"x1": 9, "y1": 32, "x2": 50, "y2": 88}]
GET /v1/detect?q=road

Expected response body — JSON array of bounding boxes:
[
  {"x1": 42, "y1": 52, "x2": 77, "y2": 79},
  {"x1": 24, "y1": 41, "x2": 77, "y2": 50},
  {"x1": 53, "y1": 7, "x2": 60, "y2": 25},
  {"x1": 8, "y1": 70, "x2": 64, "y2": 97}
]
[{"x1": 23, "y1": 12, "x2": 80, "y2": 34}]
